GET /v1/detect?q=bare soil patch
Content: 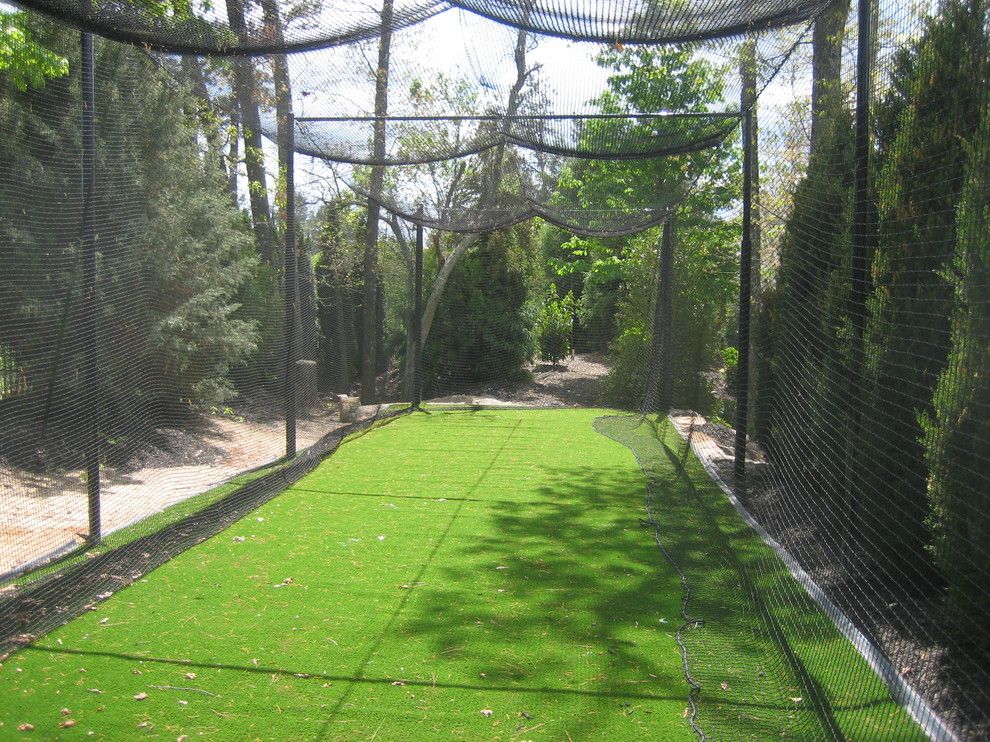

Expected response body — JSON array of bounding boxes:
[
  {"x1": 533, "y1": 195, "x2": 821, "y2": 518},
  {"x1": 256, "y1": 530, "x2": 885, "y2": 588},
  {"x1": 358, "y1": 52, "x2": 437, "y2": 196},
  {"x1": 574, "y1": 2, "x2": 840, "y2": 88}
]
[
  {"x1": 0, "y1": 401, "x2": 378, "y2": 578},
  {"x1": 430, "y1": 352, "x2": 609, "y2": 407}
]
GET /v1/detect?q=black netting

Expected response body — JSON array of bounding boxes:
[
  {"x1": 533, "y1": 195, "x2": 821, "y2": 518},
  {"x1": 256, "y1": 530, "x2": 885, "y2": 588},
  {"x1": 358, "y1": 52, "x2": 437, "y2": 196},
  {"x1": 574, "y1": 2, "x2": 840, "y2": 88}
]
[
  {"x1": 447, "y1": 0, "x2": 830, "y2": 43},
  {"x1": 11, "y1": 0, "x2": 826, "y2": 54},
  {"x1": 1, "y1": 0, "x2": 989, "y2": 738},
  {"x1": 11, "y1": 0, "x2": 444, "y2": 54}
]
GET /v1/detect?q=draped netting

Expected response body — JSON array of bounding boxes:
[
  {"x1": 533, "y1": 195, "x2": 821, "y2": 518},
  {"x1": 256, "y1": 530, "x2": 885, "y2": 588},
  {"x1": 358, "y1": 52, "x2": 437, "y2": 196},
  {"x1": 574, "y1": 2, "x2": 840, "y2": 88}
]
[
  {"x1": 1, "y1": 0, "x2": 989, "y2": 739},
  {"x1": 14, "y1": 0, "x2": 826, "y2": 53}
]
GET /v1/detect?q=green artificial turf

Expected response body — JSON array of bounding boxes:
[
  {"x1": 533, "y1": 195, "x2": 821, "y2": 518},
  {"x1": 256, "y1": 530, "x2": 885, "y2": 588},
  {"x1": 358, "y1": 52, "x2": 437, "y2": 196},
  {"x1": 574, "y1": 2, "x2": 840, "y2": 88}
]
[{"x1": 0, "y1": 408, "x2": 921, "y2": 740}]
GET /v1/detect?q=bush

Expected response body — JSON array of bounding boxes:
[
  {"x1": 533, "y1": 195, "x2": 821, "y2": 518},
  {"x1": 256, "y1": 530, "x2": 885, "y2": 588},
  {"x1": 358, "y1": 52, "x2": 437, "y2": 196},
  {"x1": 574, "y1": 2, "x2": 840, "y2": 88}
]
[{"x1": 537, "y1": 289, "x2": 574, "y2": 366}]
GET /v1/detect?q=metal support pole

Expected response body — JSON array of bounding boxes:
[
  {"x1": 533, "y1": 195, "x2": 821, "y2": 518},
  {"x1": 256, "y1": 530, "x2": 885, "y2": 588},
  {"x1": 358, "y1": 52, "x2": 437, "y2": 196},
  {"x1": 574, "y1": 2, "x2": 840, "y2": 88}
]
[
  {"x1": 81, "y1": 19, "x2": 100, "y2": 544},
  {"x1": 412, "y1": 207, "x2": 424, "y2": 409},
  {"x1": 643, "y1": 216, "x2": 675, "y2": 414},
  {"x1": 284, "y1": 112, "x2": 298, "y2": 457},
  {"x1": 733, "y1": 109, "x2": 754, "y2": 495}
]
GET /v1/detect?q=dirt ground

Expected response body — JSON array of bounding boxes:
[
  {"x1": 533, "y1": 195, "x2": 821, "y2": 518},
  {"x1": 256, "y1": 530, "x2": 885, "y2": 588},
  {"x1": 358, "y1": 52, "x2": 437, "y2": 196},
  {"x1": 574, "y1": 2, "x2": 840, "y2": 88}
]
[
  {"x1": 0, "y1": 407, "x2": 352, "y2": 578},
  {"x1": 430, "y1": 352, "x2": 609, "y2": 407}
]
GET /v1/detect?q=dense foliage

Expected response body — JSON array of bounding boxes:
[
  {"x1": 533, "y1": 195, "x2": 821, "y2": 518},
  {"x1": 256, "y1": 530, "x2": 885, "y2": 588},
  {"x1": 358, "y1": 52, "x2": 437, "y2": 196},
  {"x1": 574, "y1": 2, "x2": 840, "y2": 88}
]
[
  {"x1": 422, "y1": 229, "x2": 536, "y2": 393},
  {"x1": 0, "y1": 24, "x2": 260, "y2": 450},
  {"x1": 756, "y1": 0, "x2": 990, "y2": 660}
]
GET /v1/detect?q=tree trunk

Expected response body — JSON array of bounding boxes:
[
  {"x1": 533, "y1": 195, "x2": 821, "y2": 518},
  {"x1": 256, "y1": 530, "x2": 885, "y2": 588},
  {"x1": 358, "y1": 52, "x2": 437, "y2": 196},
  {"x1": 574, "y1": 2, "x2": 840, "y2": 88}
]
[
  {"x1": 810, "y1": 0, "x2": 852, "y2": 158},
  {"x1": 361, "y1": 0, "x2": 395, "y2": 404},
  {"x1": 418, "y1": 23, "x2": 532, "y2": 352},
  {"x1": 261, "y1": 0, "x2": 292, "y2": 214},
  {"x1": 226, "y1": 105, "x2": 240, "y2": 208},
  {"x1": 181, "y1": 55, "x2": 227, "y2": 181},
  {"x1": 225, "y1": 0, "x2": 276, "y2": 265}
]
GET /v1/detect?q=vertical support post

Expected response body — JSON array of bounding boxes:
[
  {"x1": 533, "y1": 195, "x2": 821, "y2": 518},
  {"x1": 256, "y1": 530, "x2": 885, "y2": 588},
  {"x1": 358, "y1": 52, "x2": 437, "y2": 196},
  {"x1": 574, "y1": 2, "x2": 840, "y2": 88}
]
[
  {"x1": 643, "y1": 216, "x2": 675, "y2": 414},
  {"x1": 843, "y1": 0, "x2": 873, "y2": 528},
  {"x1": 734, "y1": 109, "x2": 754, "y2": 495},
  {"x1": 80, "y1": 16, "x2": 100, "y2": 544},
  {"x1": 412, "y1": 207, "x2": 424, "y2": 409},
  {"x1": 284, "y1": 112, "x2": 298, "y2": 457}
]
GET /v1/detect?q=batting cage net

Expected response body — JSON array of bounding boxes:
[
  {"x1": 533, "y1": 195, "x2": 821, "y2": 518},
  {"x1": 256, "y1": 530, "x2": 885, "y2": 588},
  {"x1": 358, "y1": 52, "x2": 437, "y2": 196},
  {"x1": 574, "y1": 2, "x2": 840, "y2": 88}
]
[{"x1": 0, "y1": 0, "x2": 988, "y2": 738}]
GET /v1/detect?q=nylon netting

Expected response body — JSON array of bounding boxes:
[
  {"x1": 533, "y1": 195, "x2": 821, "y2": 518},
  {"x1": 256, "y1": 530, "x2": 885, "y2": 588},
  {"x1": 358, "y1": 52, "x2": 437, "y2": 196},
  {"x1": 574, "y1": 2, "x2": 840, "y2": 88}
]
[{"x1": 0, "y1": 0, "x2": 988, "y2": 739}]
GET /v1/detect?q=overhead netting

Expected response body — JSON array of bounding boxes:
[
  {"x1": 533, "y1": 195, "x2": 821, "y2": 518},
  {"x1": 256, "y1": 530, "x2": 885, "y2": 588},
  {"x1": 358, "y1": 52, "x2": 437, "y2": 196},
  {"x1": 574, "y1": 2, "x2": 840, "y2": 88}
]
[{"x1": 0, "y1": 0, "x2": 988, "y2": 739}]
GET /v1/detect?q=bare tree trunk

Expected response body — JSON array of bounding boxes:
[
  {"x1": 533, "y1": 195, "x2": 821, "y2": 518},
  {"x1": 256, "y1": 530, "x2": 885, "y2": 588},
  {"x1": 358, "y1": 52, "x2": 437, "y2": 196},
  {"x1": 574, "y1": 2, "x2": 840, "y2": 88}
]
[
  {"x1": 361, "y1": 0, "x2": 395, "y2": 404},
  {"x1": 225, "y1": 0, "x2": 276, "y2": 265},
  {"x1": 418, "y1": 23, "x2": 533, "y2": 351},
  {"x1": 420, "y1": 233, "x2": 476, "y2": 347},
  {"x1": 810, "y1": 0, "x2": 852, "y2": 157},
  {"x1": 181, "y1": 55, "x2": 227, "y2": 180},
  {"x1": 261, "y1": 0, "x2": 292, "y2": 213},
  {"x1": 226, "y1": 105, "x2": 240, "y2": 208}
]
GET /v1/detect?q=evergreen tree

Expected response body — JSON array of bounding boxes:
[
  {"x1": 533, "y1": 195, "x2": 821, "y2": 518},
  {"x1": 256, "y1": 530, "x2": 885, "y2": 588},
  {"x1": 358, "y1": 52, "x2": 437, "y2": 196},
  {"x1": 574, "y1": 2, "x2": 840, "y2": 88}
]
[
  {"x1": 856, "y1": 0, "x2": 989, "y2": 585},
  {"x1": 921, "y1": 100, "x2": 990, "y2": 654}
]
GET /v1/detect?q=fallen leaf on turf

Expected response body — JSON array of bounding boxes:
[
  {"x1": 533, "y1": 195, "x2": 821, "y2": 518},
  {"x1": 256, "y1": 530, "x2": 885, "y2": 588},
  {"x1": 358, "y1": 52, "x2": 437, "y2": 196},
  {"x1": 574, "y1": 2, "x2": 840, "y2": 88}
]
[
  {"x1": 683, "y1": 707, "x2": 690, "y2": 718},
  {"x1": 377, "y1": 535, "x2": 386, "y2": 541},
  {"x1": 179, "y1": 700, "x2": 188, "y2": 706},
  {"x1": 177, "y1": 736, "x2": 188, "y2": 742},
  {"x1": 520, "y1": 711, "x2": 533, "y2": 720},
  {"x1": 495, "y1": 565, "x2": 507, "y2": 570},
  {"x1": 391, "y1": 681, "x2": 405, "y2": 686},
  {"x1": 59, "y1": 720, "x2": 76, "y2": 729},
  {"x1": 480, "y1": 709, "x2": 493, "y2": 717},
  {"x1": 60, "y1": 708, "x2": 71, "y2": 716},
  {"x1": 132, "y1": 669, "x2": 142, "y2": 675},
  {"x1": 99, "y1": 618, "x2": 109, "y2": 625},
  {"x1": 137, "y1": 721, "x2": 151, "y2": 728},
  {"x1": 720, "y1": 682, "x2": 729, "y2": 691},
  {"x1": 17, "y1": 723, "x2": 33, "y2": 731},
  {"x1": 184, "y1": 673, "x2": 196, "y2": 680},
  {"x1": 283, "y1": 577, "x2": 294, "y2": 585},
  {"x1": 87, "y1": 689, "x2": 101, "y2": 694},
  {"x1": 790, "y1": 697, "x2": 803, "y2": 703},
  {"x1": 134, "y1": 692, "x2": 148, "y2": 700},
  {"x1": 233, "y1": 537, "x2": 245, "y2": 543}
]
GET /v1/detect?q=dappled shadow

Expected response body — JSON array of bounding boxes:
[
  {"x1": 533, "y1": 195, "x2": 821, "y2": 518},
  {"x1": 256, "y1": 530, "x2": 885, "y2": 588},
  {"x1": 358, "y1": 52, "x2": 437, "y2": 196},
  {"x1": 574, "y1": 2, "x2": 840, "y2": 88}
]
[{"x1": 373, "y1": 412, "x2": 911, "y2": 740}]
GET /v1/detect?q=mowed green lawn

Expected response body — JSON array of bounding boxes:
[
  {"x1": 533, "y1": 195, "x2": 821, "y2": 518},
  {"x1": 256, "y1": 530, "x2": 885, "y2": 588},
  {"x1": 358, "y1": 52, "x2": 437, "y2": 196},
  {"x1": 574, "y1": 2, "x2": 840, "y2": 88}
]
[{"x1": 0, "y1": 408, "x2": 920, "y2": 740}]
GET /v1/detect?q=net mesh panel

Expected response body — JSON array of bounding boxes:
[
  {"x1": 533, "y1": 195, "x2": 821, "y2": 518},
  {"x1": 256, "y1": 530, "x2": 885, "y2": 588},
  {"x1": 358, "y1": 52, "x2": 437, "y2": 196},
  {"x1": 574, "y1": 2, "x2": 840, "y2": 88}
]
[{"x1": 0, "y1": 0, "x2": 988, "y2": 739}]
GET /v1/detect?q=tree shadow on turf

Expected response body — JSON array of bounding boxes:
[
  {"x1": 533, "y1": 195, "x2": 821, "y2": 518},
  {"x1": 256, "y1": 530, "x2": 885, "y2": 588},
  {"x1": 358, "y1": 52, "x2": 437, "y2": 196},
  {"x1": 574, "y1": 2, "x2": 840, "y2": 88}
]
[{"x1": 382, "y1": 414, "x2": 911, "y2": 740}]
